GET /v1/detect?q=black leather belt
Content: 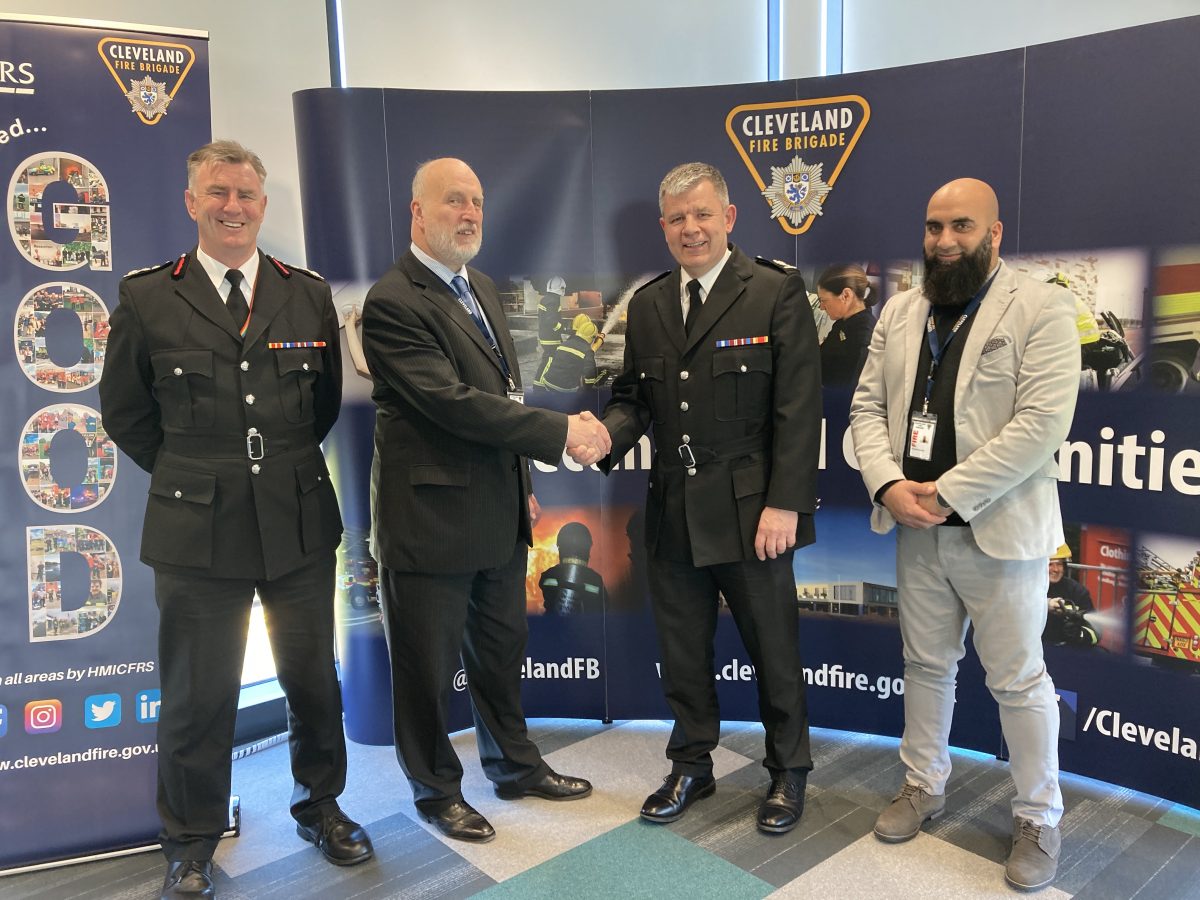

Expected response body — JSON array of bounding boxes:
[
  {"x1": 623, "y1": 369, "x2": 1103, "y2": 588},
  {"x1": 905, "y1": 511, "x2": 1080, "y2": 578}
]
[
  {"x1": 162, "y1": 428, "x2": 315, "y2": 460},
  {"x1": 675, "y1": 433, "x2": 768, "y2": 468}
]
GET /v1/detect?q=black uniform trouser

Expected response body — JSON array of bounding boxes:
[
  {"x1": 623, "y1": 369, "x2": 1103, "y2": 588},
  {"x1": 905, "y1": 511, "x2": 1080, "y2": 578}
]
[
  {"x1": 379, "y1": 540, "x2": 548, "y2": 815},
  {"x1": 647, "y1": 552, "x2": 812, "y2": 778},
  {"x1": 154, "y1": 552, "x2": 346, "y2": 861}
]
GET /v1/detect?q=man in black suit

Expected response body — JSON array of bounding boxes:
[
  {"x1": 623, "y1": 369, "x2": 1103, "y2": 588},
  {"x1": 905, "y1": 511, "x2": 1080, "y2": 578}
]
[
  {"x1": 361, "y1": 157, "x2": 607, "y2": 843},
  {"x1": 100, "y1": 140, "x2": 372, "y2": 900},
  {"x1": 599, "y1": 162, "x2": 821, "y2": 833}
]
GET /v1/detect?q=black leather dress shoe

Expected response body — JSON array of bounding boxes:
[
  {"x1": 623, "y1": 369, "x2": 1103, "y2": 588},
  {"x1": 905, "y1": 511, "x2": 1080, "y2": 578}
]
[
  {"x1": 757, "y1": 773, "x2": 806, "y2": 834},
  {"x1": 161, "y1": 859, "x2": 214, "y2": 899},
  {"x1": 640, "y1": 773, "x2": 716, "y2": 823},
  {"x1": 296, "y1": 807, "x2": 374, "y2": 866},
  {"x1": 495, "y1": 769, "x2": 593, "y2": 801},
  {"x1": 422, "y1": 800, "x2": 496, "y2": 843}
]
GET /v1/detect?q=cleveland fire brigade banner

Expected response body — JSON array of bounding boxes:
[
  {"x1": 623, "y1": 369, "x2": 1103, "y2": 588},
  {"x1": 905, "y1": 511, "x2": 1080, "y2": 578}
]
[
  {"x1": 0, "y1": 16, "x2": 209, "y2": 870},
  {"x1": 297, "y1": 15, "x2": 1200, "y2": 810}
]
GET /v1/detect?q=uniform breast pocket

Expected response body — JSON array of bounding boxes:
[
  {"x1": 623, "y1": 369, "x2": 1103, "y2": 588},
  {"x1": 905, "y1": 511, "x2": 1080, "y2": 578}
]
[
  {"x1": 150, "y1": 349, "x2": 214, "y2": 428},
  {"x1": 635, "y1": 356, "x2": 668, "y2": 424},
  {"x1": 713, "y1": 347, "x2": 772, "y2": 421},
  {"x1": 274, "y1": 349, "x2": 323, "y2": 424}
]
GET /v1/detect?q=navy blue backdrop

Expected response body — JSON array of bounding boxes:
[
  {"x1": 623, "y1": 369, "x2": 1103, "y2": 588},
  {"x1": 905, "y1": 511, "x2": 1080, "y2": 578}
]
[
  {"x1": 0, "y1": 16, "x2": 210, "y2": 871},
  {"x1": 294, "y1": 16, "x2": 1200, "y2": 810}
]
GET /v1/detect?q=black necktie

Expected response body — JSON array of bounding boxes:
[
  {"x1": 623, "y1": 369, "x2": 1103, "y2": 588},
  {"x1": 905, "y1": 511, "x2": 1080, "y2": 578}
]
[
  {"x1": 684, "y1": 279, "x2": 703, "y2": 335},
  {"x1": 225, "y1": 269, "x2": 250, "y2": 334}
]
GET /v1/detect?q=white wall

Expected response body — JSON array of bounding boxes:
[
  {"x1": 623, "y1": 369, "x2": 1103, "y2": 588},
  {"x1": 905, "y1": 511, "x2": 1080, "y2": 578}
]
[
  {"x1": 779, "y1": 0, "x2": 832, "y2": 80},
  {"x1": 842, "y1": 0, "x2": 1199, "y2": 72},
  {"x1": 339, "y1": 1, "x2": 772, "y2": 90},
  {"x1": 3, "y1": 1, "x2": 330, "y2": 262},
  {"x1": 10, "y1": 2, "x2": 1195, "y2": 258}
]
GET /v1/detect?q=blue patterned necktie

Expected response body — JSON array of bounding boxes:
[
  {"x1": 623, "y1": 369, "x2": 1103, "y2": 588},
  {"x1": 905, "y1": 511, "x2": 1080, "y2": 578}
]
[{"x1": 450, "y1": 275, "x2": 491, "y2": 342}]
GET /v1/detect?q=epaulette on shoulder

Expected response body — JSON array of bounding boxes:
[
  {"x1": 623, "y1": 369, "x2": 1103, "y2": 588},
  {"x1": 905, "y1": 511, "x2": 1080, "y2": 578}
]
[
  {"x1": 123, "y1": 255, "x2": 181, "y2": 280},
  {"x1": 755, "y1": 256, "x2": 797, "y2": 273},
  {"x1": 267, "y1": 255, "x2": 324, "y2": 281},
  {"x1": 634, "y1": 270, "x2": 672, "y2": 293}
]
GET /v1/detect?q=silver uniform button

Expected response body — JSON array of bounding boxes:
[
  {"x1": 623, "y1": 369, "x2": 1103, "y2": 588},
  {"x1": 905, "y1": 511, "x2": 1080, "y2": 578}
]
[
  {"x1": 173, "y1": 367, "x2": 183, "y2": 376},
  {"x1": 680, "y1": 401, "x2": 689, "y2": 411},
  {"x1": 682, "y1": 434, "x2": 690, "y2": 443},
  {"x1": 247, "y1": 427, "x2": 258, "y2": 435},
  {"x1": 687, "y1": 467, "x2": 697, "y2": 476},
  {"x1": 740, "y1": 364, "x2": 748, "y2": 373},
  {"x1": 240, "y1": 361, "x2": 250, "y2": 371},
  {"x1": 302, "y1": 362, "x2": 310, "y2": 371},
  {"x1": 680, "y1": 371, "x2": 689, "y2": 380},
  {"x1": 251, "y1": 464, "x2": 261, "y2": 475},
  {"x1": 639, "y1": 372, "x2": 646, "y2": 380},
  {"x1": 245, "y1": 394, "x2": 255, "y2": 405},
  {"x1": 173, "y1": 490, "x2": 182, "y2": 498}
]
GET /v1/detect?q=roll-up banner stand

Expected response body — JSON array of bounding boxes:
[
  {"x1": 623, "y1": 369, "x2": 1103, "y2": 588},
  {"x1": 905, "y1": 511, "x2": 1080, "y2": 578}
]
[
  {"x1": 0, "y1": 15, "x2": 210, "y2": 872},
  {"x1": 300, "y1": 16, "x2": 1200, "y2": 811}
]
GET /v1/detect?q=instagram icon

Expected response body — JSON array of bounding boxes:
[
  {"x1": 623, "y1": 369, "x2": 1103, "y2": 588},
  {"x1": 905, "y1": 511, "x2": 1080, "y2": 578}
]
[{"x1": 25, "y1": 699, "x2": 63, "y2": 734}]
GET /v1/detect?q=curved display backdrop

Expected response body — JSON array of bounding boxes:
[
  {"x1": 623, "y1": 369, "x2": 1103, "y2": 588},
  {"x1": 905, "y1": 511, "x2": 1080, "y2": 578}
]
[{"x1": 296, "y1": 16, "x2": 1200, "y2": 811}]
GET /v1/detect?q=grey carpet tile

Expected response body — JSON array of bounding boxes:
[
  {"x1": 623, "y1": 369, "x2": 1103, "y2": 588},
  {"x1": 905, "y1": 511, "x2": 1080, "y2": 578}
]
[
  {"x1": 1, "y1": 851, "x2": 163, "y2": 900},
  {"x1": 524, "y1": 718, "x2": 612, "y2": 756},
  {"x1": 1070, "y1": 826, "x2": 1200, "y2": 900},
  {"x1": 225, "y1": 813, "x2": 494, "y2": 900},
  {"x1": 4, "y1": 720, "x2": 1200, "y2": 899}
]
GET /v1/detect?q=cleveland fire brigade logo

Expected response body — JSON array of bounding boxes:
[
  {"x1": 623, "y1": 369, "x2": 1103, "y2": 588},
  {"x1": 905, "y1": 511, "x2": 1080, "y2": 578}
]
[
  {"x1": 97, "y1": 37, "x2": 196, "y2": 125},
  {"x1": 726, "y1": 95, "x2": 870, "y2": 235},
  {"x1": 123, "y1": 76, "x2": 172, "y2": 120}
]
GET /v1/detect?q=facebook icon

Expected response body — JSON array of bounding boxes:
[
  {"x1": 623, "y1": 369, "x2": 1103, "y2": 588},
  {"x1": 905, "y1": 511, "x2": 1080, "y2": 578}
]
[{"x1": 0, "y1": 704, "x2": 7, "y2": 737}]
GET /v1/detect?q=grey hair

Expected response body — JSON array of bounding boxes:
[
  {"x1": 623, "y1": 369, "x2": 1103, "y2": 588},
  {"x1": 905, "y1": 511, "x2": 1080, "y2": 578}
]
[
  {"x1": 659, "y1": 162, "x2": 729, "y2": 214},
  {"x1": 186, "y1": 140, "x2": 266, "y2": 189}
]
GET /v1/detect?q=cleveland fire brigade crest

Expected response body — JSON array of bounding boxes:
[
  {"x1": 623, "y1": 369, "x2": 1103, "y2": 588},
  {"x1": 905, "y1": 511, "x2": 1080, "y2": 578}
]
[
  {"x1": 762, "y1": 158, "x2": 832, "y2": 227},
  {"x1": 124, "y1": 76, "x2": 172, "y2": 120},
  {"x1": 726, "y1": 95, "x2": 870, "y2": 235}
]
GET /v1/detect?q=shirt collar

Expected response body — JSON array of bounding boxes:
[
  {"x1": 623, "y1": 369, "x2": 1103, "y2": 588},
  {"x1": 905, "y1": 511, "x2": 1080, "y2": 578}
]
[
  {"x1": 411, "y1": 242, "x2": 468, "y2": 289},
  {"x1": 679, "y1": 245, "x2": 733, "y2": 301},
  {"x1": 196, "y1": 246, "x2": 260, "y2": 300}
]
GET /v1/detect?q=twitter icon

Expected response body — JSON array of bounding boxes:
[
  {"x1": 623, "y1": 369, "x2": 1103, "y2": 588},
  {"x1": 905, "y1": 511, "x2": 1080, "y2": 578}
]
[{"x1": 84, "y1": 693, "x2": 122, "y2": 729}]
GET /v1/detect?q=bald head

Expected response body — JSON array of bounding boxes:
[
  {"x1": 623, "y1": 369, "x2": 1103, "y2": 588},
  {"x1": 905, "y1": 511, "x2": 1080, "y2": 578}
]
[
  {"x1": 928, "y1": 178, "x2": 999, "y2": 222},
  {"x1": 924, "y1": 177, "x2": 1003, "y2": 273},
  {"x1": 411, "y1": 157, "x2": 484, "y2": 268},
  {"x1": 922, "y1": 178, "x2": 1003, "y2": 306}
]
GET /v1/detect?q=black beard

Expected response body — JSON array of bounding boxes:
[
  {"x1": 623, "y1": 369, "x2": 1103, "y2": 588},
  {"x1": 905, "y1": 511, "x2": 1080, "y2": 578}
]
[{"x1": 923, "y1": 238, "x2": 992, "y2": 307}]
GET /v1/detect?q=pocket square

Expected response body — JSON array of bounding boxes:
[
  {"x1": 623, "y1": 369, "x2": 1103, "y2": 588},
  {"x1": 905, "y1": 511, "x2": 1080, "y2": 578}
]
[{"x1": 980, "y1": 336, "x2": 1011, "y2": 355}]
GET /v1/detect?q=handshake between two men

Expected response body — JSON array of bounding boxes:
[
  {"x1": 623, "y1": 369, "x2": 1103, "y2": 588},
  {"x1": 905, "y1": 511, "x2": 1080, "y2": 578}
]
[{"x1": 565, "y1": 411, "x2": 611, "y2": 466}]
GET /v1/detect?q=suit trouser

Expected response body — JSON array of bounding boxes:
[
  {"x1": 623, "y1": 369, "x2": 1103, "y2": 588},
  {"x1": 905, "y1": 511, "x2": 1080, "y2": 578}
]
[
  {"x1": 379, "y1": 540, "x2": 548, "y2": 815},
  {"x1": 896, "y1": 525, "x2": 1063, "y2": 826},
  {"x1": 647, "y1": 552, "x2": 812, "y2": 778},
  {"x1": 154, "y1": 552, "x2": 346, "y2": 861}
]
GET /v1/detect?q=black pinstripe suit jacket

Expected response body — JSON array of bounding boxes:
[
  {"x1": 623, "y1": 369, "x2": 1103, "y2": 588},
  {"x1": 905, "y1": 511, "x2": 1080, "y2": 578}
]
[{"x1": 362, "y1": 251, "x2": 567, "y2": 574}]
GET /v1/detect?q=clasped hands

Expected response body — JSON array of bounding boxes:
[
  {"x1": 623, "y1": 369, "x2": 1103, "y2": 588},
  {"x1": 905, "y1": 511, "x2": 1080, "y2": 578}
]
[
  {"x1": 881, "y1": 480, "x2": 951, "y2": 529},
  {"x1": 566, "y1": 411, "x2": 611, "y2": 466}
]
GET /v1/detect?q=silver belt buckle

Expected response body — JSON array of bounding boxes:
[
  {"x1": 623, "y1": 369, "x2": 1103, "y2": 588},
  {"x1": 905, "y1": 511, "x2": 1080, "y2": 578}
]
[
  {"x1": 677, "y1": 443, "x2": 696, "y2": 468},
  {"x1": 246, "y1": 432, "x2": 265, "y2": 460}
]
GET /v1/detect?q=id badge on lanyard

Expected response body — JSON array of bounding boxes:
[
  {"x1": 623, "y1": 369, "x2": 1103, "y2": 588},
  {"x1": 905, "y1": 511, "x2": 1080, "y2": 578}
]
[
  {"x1": 908, "y1": 411, "x2": 937, "y2": 461},
  {"x1": 908, "y1": 273, "x2": 992, "y2": 461}
]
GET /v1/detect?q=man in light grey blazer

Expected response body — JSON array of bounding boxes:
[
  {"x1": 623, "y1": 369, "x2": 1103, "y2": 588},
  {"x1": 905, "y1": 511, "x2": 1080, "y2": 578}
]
[{"x1": 850, "y1": 178, "x2": 1079, "y2": 893}]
